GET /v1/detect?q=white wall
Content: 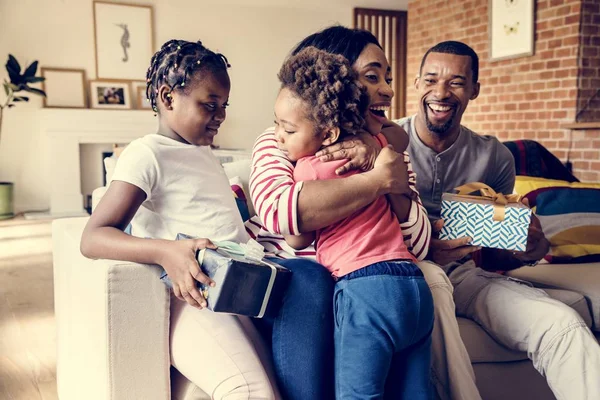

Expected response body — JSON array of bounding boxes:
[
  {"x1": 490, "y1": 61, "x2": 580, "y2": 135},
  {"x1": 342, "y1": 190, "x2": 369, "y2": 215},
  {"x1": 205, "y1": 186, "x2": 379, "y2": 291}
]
[{"x1": 0, "y1": 0, "x2": 406, "y2": 213}]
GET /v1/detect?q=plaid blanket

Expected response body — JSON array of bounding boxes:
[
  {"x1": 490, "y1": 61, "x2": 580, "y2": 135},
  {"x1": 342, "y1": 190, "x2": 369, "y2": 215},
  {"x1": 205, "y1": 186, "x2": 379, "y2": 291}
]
[{"x1": 503, "y1": 140, "x2": 579, "y2": 182}]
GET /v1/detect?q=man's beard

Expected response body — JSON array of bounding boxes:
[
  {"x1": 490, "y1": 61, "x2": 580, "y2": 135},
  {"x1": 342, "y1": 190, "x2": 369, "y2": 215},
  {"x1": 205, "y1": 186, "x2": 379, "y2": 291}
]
[{"x1": 425, "y1": 107, "x2": 457, "y2": 137}]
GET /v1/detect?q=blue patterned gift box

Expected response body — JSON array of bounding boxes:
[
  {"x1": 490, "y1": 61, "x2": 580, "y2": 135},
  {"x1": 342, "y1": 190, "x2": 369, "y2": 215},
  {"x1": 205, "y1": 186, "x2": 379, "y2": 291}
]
[{"x1": 439, "y1": 193, "x2": 532, "y2": 251}]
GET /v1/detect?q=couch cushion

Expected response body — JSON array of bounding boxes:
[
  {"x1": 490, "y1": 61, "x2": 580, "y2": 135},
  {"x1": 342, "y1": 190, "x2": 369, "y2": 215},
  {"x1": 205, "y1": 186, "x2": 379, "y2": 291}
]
[
  {"x1": 223, "y1": 160, "x2": 253, "y2": 217},
  {"x1": 513, "y1": 178, "x2": 600, "y2": 264},
  {"x1": 459, "y1": 287, "x2": 594, "y2": 363},
  {"x1": 508, "y1": 263, "x2": 600, "y2": 332}
]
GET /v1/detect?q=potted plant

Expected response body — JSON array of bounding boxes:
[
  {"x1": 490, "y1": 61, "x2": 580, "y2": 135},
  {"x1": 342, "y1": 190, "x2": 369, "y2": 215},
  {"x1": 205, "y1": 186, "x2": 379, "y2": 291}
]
[{"x1": 0, "y1": 55, "x2": 46, "y2": 219}]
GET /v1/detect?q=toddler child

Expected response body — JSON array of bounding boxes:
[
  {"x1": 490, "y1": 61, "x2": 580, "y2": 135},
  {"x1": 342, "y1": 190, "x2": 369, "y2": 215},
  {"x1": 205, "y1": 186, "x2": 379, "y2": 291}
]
[{"x1": 275, "y1": 47, "x2": 434, "y2": 399}]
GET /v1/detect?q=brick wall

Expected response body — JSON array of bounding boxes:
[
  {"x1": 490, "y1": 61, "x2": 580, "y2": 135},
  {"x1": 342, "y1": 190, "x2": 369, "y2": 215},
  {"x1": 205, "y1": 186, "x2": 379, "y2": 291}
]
[
  {"x1": 406, "y1": 0, "x2": 600, "y2": 182},
  {"x1": 577, "y1": 0, "x2": 600, "y2": 122}
]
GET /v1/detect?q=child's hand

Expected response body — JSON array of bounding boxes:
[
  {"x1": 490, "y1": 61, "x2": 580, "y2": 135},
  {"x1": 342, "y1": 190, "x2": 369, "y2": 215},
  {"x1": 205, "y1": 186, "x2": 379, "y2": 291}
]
[{"x1": 158, "y1": 239, "x2": 217, "y2": 309}]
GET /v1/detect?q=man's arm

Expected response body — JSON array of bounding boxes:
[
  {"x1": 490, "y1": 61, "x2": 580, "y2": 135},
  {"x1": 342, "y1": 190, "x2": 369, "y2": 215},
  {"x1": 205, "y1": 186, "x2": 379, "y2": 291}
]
[{"x1": 249, "y1": 129, "x2": 400, "y2": 235}]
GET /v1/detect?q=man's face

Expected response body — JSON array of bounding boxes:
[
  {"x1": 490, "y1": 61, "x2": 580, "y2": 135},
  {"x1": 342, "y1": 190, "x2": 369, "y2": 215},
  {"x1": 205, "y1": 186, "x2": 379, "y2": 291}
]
[{"x1": 415, "y1": 52, "x2": 480, "y2": 138}]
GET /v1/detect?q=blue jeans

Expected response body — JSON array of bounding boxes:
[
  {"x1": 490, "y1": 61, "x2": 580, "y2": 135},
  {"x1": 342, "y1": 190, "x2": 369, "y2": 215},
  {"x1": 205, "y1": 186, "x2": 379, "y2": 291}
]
[
  {"x1": 253, "y1": 258, "x2": 335, "y2": 400},
  {"x1": 334, "y1": 261, "x2": 434, "y2": 400}
]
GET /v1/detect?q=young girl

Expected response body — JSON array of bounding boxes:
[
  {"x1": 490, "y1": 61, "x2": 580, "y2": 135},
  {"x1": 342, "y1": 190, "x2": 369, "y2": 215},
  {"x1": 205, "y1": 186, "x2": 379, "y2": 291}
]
[
  {"x1": 80, "y1": 39, "x2": 279, "y2": 399},
  {"x1": 275, "y1": 47, "x2": 434, "y2": 399}
]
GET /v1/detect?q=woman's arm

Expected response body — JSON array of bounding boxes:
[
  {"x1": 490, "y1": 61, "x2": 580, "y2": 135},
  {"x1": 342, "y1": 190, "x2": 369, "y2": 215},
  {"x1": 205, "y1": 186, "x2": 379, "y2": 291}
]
[
  {"x1": 283, "y1": 232, "x2": 316, "y2": 250},
  {"x1": 250, "y1": 128, "x2": 402, "y2": 234},
  {"x1": 80, "y1": 181, "x2": 216, "y2": 309}
]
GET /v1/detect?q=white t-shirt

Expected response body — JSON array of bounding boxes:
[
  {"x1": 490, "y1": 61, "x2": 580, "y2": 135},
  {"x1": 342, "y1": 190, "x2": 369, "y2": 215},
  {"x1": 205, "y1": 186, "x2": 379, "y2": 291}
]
[{"x1": 111, "y1": 134, "x2": 249, "y2": 244}]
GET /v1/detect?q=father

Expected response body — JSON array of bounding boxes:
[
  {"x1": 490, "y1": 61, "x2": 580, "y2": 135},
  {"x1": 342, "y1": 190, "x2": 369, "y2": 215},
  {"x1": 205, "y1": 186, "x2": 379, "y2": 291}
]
[{"x1": 322, "y1": 40, "x2": 600, "y2": 400}]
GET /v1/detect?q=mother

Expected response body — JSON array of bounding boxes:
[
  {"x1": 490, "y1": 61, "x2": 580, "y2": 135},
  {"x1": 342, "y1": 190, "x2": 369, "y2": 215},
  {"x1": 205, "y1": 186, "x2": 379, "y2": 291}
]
[
  {"x1": 250, "y1": 25, "x2": 480, "y2": 400},
  {"x1": 249, "y1": 26, "x2": 436, "y2": 399}
]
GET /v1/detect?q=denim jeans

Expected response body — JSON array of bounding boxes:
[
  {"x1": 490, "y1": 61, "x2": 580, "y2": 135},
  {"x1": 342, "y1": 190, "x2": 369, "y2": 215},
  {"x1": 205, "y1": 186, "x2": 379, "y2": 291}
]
[
  {"x1": 334, "y1": 261, "x2": 434, "y2": 400},
  {"x1": 252, "y1": 257, "x2": 335, "y2": 400}
]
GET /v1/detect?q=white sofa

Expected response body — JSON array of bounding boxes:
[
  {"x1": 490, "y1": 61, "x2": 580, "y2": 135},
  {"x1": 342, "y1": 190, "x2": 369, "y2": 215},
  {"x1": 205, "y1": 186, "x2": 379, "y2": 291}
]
[{"x1": 52, "y1": 159, "x2": 600, "y2": 400}]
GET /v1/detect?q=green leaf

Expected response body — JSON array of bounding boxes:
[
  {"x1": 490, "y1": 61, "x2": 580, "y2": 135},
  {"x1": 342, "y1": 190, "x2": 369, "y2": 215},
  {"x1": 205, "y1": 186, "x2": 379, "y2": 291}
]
[
  {"x1": 22, "y1": 86, "x2": 46, "y2": 97},
  {"x1": 23, "y1": 61, "x2": 38, "y2": 78},
  {"x1": 7, "y1": 83, "x2": 19, "y2": 91},
  {"x1": 6, "y1": 54, "x2": 21, "y2": 83},
  {"x1": 25, "y1": 76, "x2": 45, "y2": 84},
  {"x1": 12, "y1": 96, "x2": 29, "y2": 102},
  {"x1": 3, "y1": 83, "x2": 8, "y2": 96}
]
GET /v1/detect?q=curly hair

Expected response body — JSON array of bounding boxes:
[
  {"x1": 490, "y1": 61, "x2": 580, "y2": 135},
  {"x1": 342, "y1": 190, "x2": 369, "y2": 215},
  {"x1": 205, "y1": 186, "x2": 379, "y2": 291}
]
[{"x1": 278, "y1": 47, "x2": 368, "y2": 138}]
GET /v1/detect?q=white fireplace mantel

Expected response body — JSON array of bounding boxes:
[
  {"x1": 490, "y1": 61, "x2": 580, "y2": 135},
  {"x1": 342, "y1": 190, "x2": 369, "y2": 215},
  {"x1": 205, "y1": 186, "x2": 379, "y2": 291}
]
[{"x1": 28, "y1": 109, "x2": 157, "y2": 219}]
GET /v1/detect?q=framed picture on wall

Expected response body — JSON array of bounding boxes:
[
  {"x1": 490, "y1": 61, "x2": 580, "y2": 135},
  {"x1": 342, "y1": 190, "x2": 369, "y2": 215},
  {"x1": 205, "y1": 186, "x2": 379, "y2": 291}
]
[
  {"x1": 89, "y1": 80, "x2": 131, "y2": 109},
  {"x1": 41, "y1": 67, "x2": 88, "y2": 108},
  {"x1": 93, "y1": 1, "x2": 154, "y2": 80},
  {"x1": 489, "y1": 0, "x2": 535, "y2": 61}
]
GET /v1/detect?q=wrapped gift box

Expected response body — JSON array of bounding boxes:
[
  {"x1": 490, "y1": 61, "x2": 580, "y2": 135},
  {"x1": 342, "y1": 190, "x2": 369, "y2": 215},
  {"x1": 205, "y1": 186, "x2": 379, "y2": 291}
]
[
  {"x1": 162, "y1": 236, "x2": 291, "y2": 318},
  {"x1": 195, "y1": 247, "x2": 291, "y2": 318},
  {"x1": 439, "y1": 193, "x2": 531, "y2": 251}
]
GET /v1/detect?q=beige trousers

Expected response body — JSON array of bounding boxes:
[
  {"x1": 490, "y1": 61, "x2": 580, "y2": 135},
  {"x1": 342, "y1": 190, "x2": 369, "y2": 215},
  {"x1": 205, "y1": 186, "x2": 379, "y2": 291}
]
[
  {"x1": 169, "y1": 295, "x2": 281, "y2": 399},
  {"x1": 451, "y1": 262, "x2": 600, "y2": 400},
  {"x1": 417, "y1": 261, "x2": 482, "y2": 400}
]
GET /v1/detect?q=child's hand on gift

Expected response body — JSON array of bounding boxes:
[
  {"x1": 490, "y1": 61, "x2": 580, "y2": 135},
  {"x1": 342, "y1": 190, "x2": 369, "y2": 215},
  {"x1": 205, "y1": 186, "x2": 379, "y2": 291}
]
[
  {"x1": 158, "y1": 239, "x2": 217, "y2": 309},
  {"x1": 428, "y1": 219, "x2": 481, "y2": 266}
]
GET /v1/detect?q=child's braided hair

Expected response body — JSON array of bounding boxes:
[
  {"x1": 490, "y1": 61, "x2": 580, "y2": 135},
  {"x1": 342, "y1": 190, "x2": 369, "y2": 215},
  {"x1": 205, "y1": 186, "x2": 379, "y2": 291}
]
[
  {"x1": 278, "y1": 47, "x2": 368, "y2": 137},
  {"x1": 145, "y1": 39, "x2": 230, "y2": 113}
]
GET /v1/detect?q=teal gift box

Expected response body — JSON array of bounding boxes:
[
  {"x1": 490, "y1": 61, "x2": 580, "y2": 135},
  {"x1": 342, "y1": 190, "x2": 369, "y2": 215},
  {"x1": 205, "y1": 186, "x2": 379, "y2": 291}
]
[{"x1": 438, "y1": 184, "x2": 532, "y2": 252}]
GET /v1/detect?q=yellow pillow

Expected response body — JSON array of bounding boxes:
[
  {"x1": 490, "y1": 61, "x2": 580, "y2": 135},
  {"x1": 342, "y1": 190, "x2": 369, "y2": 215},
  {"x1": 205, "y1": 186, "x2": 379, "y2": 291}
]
[
  {"x1": 514, "y1": 176, "x2": 600, "y2": 196},
  {"x1": 516, "y1": 177, "x2": 600, "y2": 263}
]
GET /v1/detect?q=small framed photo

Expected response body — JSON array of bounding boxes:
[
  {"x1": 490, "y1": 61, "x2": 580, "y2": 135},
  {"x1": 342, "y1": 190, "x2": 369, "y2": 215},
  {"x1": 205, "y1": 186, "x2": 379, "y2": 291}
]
[
  {"x1": 41, "y1": 67, "x2": 88, "y2": 108},
  {"x1": 93, "y1": 1, "x2": 154, "y2": 80},
  {"x1": 89, "y1": 80, "x2": 131, "y2": 109},
  {"x1": 136, "y1": 86, "x2": 152, "y2": 110},
  {"x1": 489, "y1": 0, "x2": 535, "y2": 61},
  {"x1": 130, "y1": 81, "x2": 150, "y2": 109}
]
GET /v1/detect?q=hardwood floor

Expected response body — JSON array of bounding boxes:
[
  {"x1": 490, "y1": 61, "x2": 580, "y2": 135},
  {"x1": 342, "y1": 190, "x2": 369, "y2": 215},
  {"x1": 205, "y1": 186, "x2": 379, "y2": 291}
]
[{"x1": 0, "y1": 216, "x2": 58, "y2": 400}]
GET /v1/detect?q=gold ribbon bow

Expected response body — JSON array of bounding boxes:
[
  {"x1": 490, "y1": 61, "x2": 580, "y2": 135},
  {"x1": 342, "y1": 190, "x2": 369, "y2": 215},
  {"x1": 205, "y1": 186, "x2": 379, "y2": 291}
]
[{"x1": 453, "y1": 182, "x2": 523, "y2": 222}]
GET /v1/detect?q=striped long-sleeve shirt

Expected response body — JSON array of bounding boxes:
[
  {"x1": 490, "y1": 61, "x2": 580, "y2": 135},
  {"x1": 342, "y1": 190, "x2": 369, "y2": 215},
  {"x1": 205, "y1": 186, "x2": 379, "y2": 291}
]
[{"x1": 247, "y1": 127, "x2": 431, "y2": 260}]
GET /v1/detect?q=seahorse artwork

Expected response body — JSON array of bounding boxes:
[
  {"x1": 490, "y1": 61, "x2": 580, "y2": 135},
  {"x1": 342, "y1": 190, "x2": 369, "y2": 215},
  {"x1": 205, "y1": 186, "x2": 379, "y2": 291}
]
[{"x1": 115, "y1": 23, "x2": 130, "y2": 62}]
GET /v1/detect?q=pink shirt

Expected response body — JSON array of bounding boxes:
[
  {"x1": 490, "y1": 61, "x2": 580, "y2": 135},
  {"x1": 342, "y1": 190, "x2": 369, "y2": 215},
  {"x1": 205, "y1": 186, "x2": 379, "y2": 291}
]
[{"x1": 294, "y1": 142, "x2": 416, "y2": 278}]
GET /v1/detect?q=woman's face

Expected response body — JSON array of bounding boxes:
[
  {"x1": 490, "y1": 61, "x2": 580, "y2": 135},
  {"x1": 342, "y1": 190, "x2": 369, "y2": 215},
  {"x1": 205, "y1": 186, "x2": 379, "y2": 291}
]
[{"x1": 352, "y1": 43, "x2": 394, "y2": 135}]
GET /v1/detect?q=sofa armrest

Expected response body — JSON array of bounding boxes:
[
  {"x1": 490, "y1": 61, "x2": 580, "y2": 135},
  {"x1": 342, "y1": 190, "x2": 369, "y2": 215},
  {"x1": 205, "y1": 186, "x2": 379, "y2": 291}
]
[{"x1": 53, "y1": 217, "x2": 171, "y2": 400}]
